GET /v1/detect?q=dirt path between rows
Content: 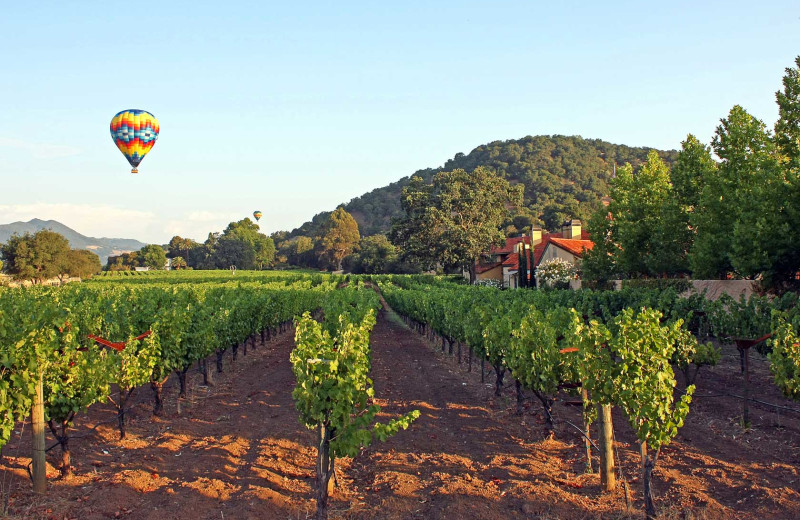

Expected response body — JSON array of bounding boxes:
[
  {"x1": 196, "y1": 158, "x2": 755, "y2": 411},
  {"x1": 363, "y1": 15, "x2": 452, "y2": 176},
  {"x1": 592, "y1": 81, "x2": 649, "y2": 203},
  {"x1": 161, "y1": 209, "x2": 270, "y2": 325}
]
[{"x1": 1, "y1": 300, "x2": 799, "y2": 519}]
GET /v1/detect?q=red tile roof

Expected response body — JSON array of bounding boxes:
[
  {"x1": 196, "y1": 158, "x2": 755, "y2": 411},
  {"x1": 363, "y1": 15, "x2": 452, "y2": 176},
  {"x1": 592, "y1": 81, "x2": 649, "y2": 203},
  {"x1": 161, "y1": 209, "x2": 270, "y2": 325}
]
[
  {"x1": 502, "y1": 252, "x2": 519, "y2": 268},
  {"x1": 490, "y1": 236, "x2": 531, "y2": 255},
  {"x1": 548, "y1": 237, "x2": 595, "y2": 257},
  {"x1": 475, "y1": 262, "x2": 502, "y2": 274}
]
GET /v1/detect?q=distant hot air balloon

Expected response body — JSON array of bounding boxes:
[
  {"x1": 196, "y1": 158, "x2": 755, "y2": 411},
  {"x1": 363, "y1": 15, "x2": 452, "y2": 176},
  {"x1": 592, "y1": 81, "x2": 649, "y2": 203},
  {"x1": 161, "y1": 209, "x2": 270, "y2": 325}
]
[
  {"x1": 110, "y1": 110, "x2": 160, "y2": 174},
  {"x1": 253, "y1": 211, "x2": 262, "y2": 222}
]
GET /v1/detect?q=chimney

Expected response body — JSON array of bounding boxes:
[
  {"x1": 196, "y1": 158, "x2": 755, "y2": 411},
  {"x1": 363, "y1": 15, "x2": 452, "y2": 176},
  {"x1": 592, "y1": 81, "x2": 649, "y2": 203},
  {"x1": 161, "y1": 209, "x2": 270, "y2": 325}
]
[
  {"x1": 562, "y1": 219, "x2": 581, "y2": 239},
  {"x1": 531, "y1": 226, "x2": 543, "y2": 245}
]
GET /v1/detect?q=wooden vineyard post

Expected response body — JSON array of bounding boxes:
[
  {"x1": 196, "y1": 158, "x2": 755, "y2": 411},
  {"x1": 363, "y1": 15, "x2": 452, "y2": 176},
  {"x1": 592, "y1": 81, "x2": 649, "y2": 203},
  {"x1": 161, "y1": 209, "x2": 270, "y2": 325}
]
[
  {"x1": 733, "y1": 334, "x2": 771, "y2": 428},
  {"x1": 32, "y1": 371, "x2": 46, "y2": 493},
  {"x1": 598, "y1": 403, "x2": 615, "y2": 491},
  {"x1": 582, "y1": 388, "x2": 593, "y2": 474}
]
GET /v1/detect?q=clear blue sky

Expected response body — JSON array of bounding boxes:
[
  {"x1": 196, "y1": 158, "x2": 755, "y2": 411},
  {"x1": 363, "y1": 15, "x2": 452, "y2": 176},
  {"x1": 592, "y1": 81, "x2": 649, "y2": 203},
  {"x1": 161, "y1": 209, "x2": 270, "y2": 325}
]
[{"x1": 1, "y1": 1, "x2": 798, "y2": 244}]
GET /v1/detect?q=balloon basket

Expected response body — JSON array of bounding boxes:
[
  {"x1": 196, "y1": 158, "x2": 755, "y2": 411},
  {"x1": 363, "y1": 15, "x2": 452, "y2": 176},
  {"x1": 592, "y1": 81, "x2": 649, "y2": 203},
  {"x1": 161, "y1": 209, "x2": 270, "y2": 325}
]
[{"x1": 131, "y1": 168, "x2": 138, "y2": 174}]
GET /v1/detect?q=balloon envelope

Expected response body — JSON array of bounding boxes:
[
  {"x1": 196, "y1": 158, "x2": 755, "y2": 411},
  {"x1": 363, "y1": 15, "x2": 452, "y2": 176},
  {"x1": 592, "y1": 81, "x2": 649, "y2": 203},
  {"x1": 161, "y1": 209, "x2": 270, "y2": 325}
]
[
  {"x1": 253, "y1": 211, "x2": 262, "y2": 222},
  {"x1": 110, "y1": 109, "x2": 159, "y2": 173}
]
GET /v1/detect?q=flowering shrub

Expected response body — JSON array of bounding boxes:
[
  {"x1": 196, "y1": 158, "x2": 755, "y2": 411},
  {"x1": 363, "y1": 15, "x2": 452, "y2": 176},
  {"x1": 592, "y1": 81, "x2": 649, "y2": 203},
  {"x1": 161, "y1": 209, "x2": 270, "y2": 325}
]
[
  {"x1": 474, "y1": 278, "x2": 504, "y2": 289},
  {"x1": 535, "y1": 258, "x2": 578, "y2": 289}
]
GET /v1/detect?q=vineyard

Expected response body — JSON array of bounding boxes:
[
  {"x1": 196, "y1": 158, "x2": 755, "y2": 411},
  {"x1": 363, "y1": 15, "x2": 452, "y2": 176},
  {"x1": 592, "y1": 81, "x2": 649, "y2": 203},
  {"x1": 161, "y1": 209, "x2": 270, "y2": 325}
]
[{"x1": 0, "y1": 272, "x2": 798, "y2": 518}]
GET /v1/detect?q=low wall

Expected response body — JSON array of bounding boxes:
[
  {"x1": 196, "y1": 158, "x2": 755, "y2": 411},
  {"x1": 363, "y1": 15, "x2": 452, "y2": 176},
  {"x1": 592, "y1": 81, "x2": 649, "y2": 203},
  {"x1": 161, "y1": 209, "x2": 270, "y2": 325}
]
[{"x1": 685, "y1": 280, "x2": 757, "y2": 301}]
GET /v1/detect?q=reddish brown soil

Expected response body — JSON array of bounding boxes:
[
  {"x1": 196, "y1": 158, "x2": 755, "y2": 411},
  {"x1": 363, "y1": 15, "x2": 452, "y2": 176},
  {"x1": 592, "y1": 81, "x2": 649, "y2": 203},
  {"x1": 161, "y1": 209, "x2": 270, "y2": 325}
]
[{"x1": 1, "y1": 303, "x2": 799, "y2": 519}]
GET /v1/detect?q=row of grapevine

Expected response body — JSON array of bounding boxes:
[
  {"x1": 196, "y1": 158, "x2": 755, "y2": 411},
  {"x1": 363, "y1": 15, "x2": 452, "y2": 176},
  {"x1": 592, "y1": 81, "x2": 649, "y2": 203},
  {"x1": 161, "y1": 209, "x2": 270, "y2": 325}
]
[
  {"x1": 374, "y1": 277, "x2": 728, "y2": 519},
  {"x1": 291, "y1": 283, "x2": 419, "y2": 520},
  {"x1": 0, "y1": 275, "x2": 335, "y2": 484}
]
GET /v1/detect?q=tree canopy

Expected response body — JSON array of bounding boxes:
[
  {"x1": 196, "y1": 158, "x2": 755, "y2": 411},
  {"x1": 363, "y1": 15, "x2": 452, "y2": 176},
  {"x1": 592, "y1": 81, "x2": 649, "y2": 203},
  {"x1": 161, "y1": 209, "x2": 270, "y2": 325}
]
[
  {"x1": 1, "y1": 230, "x2": 101, "y2": 283},
  {"x1": 391, "y1": 166, "x2": 523, "y2": 282},
  {"x1": 139, "y1": 244, "x2": 168, "y2": 270},
  {"x1": 315, "y1": 208, "x2": 360, "y2": 271},
  {"x1": 583, "y1": 56, "x2": 800, "y2": 292}
]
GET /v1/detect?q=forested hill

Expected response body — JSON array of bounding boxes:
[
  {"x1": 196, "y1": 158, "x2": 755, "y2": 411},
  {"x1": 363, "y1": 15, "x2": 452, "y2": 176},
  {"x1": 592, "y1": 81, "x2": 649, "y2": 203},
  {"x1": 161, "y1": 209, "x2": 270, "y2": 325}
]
[{"x1": 289, "y1": 135, "x2": 678, "y2": 238}]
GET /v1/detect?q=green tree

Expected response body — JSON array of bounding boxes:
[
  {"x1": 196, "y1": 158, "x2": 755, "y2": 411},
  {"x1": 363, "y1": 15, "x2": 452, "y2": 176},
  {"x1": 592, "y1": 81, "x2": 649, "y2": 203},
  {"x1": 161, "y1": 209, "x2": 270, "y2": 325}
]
[
  {"x1": 775, "y1": 56, "x2": 800, "y2": 173},
  {"x1": 106, "y1": 252, "x2": 139, "y2": 271},
  {"x1": 167, "y1": 236, "x2": 200, "y2": 260},
  {"x1": 606, "y1": 152, "x2": 672, "y2": 277},
  {"x1": 208, "y1": 219, "x2": 275, "y2": 270},
  {"x1": 170, "y1": 256, "x2": 188, "y2": 269},
  {"x1": 392, "y1": 167, "x2": 523, "y2": 283},
  {"x1": 315, "y1": 208, "x2": 360, "y2": 271},
  {"x1": 210, "y1": 236, "x2": 255, "y2": 269},
  {"x1": 389, "y1": 175, "x2": 438, "y2": 270},
  {"x1": 283, "y1": 236, "x2": 315, "y2": 267},
  {"x1": 348, "y1": 235, "x2": 399, "y2": 274},
  {"x1": 62, "y1": 249, "x2": 102, "y2": 280},
  {"x1": 0, "y1": 230, "x2": 71, "y2": 283},
  {"x1": 734, "y1": 56, "x2": 800, "y2": 291},
  {"x1": 139, "y1": 244, "x2": 167, "y2": 270},
  {"x1": 690, "y1": 106, "x2": 778, "y2": 279},
  {"x1": 581, "y1": 207, "x2": 619, "y2": 288},
  {"x1": 650, "y1": 135, "x2": 717, "y2": 277}
]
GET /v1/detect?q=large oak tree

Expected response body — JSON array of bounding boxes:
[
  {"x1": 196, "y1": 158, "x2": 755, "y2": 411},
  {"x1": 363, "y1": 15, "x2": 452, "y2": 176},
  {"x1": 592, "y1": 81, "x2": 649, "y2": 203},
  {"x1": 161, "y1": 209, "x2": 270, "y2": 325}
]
[{"x1": 391, "y1": 166, "x2": 523, "y2": 283}]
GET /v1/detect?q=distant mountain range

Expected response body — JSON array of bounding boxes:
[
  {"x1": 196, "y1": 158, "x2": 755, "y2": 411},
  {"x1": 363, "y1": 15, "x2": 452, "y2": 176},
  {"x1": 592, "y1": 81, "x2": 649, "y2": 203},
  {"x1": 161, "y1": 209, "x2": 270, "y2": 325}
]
[{"x1": 0, "y1": 219, "x2": 146, "y2": 265}]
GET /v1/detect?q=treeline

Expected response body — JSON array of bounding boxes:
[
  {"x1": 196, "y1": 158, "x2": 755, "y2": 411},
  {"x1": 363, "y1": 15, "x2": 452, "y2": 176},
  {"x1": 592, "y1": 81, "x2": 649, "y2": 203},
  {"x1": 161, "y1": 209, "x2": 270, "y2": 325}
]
[
  {"x1": 583, "y1": 56, "x2": 800, "y2": 292},
  {"x1": 108, "y1": 218, "x2": 275, "y2": 272},
  {"x1": 271, "y1": 208, "x2": 419, "y2": 274},
  {"x1": 0, "y1": 230, "x2": 102, "y2": 283}
]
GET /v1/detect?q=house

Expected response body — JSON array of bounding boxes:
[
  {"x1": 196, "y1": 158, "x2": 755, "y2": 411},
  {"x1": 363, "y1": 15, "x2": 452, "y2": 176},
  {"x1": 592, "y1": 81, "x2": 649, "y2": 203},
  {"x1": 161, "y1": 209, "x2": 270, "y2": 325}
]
[
  {"x1": 471, "y1": 219, "x2": 593, "y2": 288},
  {"x1": 535, "y1": 220, "x2": 594, "y2": 288}
]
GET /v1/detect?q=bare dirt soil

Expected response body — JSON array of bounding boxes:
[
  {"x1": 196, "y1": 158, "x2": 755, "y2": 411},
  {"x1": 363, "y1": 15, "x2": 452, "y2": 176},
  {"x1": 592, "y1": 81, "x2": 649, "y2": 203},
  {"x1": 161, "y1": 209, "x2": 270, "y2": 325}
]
[{"x1": 1, "y1": 301, "x2": 798, "y2": 519}]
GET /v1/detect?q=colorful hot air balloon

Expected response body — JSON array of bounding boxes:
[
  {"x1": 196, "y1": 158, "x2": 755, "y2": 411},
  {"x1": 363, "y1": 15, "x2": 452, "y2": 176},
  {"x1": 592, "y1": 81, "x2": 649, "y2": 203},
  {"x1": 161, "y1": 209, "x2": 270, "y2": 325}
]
[
  {"x1": 253, "y1": 211, "x2": 262, "y2": 222},
  {"x1": 110, "y1": 110, "x2": 160, "y2": 174}
]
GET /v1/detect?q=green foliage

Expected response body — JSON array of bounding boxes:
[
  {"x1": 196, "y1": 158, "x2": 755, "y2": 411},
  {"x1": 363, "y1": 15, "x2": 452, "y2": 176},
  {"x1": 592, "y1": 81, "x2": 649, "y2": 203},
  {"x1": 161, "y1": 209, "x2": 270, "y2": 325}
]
[
  {"x1": 344, "y1": 235, "x2": 404, "y2": 274},
  {"x1": 607, "y1": 152, "x2": 675, "y2": 277},
  {"x1": 509, "y1": 307, "x2": 578, "y2": 422},
  {"x1": 203, "y1": 219, "x2": 275, "y2": 270},
  {"x1": 391, "y1": 167, "x2": 523, "y2": 281},
  {"x1": 581, "y1": 207, "x2": 619, "y2": 288},
  {"x1": 139, "y1": 244, "x2": 168, "y2": 270},
  {"x1": 292, "y1": 135, "x2": 678, "y2": 238},
  {"x1": 579, "y1": 308, "x2": 695, "y2": 451},
  {"x1": 691, "y1": 105, "x2": 778, "y2": 278},
  {"x1": 291, "y1": 308, "x2": 418, "y2": 458},
  {"x1": 315, "y1": 208, "x2": 360, "y2": 271},
  {"x1": 621, "y1": 278, "x2": 692, "y2": 293},
  {"x1": 0, "y1": 230, "x2": 72, "y2": 283},
  {"x1": 63, "y1": 249, "x2": 102, "y2": 279},
  {"x1": 768, "y1": 313, "x2": 800, "y2": 400},
  {"x1": 276, "y1": 235, "x2": 315, "y2": 267},
  {"x1": 167, "y1": 236, "x2": 201, "y2": 261},
  {"x1": 708, "y1": 293, "x2": 774, "y2": 348}
]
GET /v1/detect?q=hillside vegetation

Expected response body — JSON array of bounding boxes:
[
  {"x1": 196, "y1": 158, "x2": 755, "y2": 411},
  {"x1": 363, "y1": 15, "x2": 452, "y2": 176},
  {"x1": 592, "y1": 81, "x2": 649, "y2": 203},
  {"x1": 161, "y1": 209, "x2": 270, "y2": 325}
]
[{"x1": 289, "y1": 135, "x2": 678, "y2": 237}]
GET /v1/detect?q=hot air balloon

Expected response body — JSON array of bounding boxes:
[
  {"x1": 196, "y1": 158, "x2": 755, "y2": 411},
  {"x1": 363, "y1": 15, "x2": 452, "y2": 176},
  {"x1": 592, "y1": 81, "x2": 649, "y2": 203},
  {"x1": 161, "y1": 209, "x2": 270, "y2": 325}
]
[
  {"x1": 110, "y1": 110, "x2": 160, "y2": 174},
  {"x1": 253, "y1": 211, "x2": 262, "y2": 222}
]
